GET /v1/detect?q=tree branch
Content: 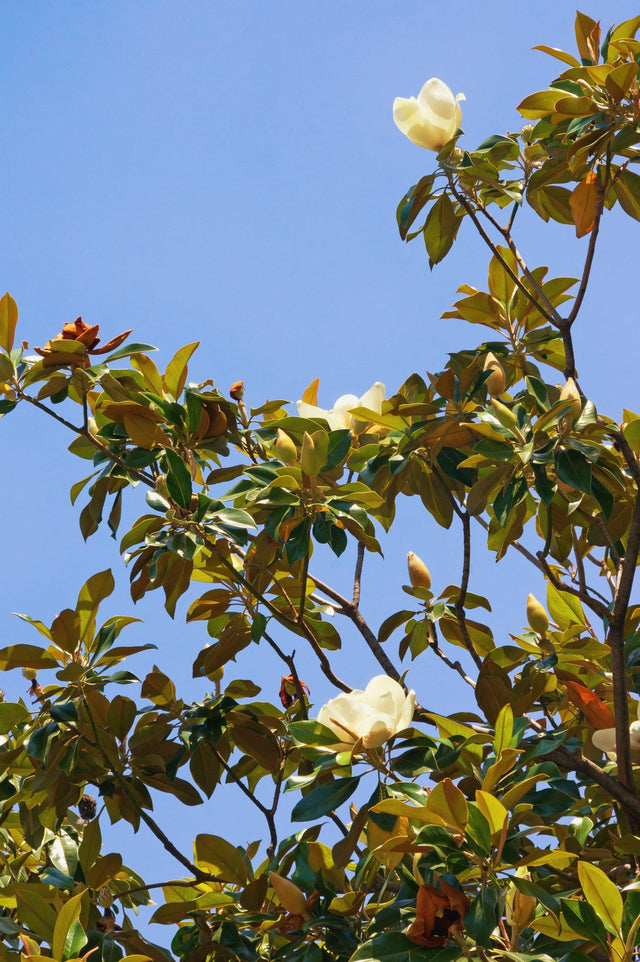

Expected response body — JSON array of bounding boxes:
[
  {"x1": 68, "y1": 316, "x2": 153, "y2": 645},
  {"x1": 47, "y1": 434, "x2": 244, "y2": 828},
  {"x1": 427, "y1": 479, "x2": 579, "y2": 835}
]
[
  {"x1": 309, "y1": 574, "x2": 403, "y2": 683},
  {"x1": 353, "y1": 541, "x2": 365, "y2": 608},
  {"x1": 447, "y1": 178, "x2": 561, "y2": 328},
  {"x1": 606, "y1": 487, "x2": 640, "y2": 796},
  {"x1": 565, "y1": 186, "x2": 604, "y2": 329}
]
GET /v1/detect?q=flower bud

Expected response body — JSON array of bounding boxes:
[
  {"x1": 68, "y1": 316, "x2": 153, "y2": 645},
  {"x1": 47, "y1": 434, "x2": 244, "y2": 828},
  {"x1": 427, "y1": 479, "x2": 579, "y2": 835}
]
[
  {"x1": 559, "y1": 378, "x2": 581, "y2": 427},
  {"x1": 483, "y1": 353, "x2": 506, "y2": 397},
  {"x1": 526, "y1": 594, "x2": 549, "y2": 635},
  {"x1": 230, "y1": 380, "x2": 244, "y2": 400},
  {"x1": 275, "y1": 429, "x2": 298, "y2": 466},
  {"x1": 407, "y1": 551, "x2": 431, "y2": 590},
  {"x1": 300, "y1": 432, "x2": 324, "y2": 476},
  {"x1": 506, "y1": 882, "x2": 536, "y2": 930},
  {"x1": 269, "y1": 872, "x2": 310, "y2": 919}
]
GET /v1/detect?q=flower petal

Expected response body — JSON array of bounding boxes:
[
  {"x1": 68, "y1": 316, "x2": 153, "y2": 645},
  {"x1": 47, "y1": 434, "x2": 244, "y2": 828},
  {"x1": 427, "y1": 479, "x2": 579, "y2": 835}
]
[
  {"x1": 358, "y1": 382, "x2": 385, "y2": 413},
  {"x1": 296, "y1": 400, "x2": 331, "y2": 422}
]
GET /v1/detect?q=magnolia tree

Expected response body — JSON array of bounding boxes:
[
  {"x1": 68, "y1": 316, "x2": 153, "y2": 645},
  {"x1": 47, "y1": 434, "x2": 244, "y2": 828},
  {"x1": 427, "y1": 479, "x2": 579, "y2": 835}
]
[{"x1": 2, "y1": 10, "x2": 640, "y2": 962}]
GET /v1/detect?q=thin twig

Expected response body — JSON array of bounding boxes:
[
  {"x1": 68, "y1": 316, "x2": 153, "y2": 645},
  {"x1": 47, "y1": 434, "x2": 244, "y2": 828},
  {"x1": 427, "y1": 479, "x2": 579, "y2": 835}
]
[
  {"x1": 565, "y1": 186, "x2": 604, "y2": 329},
  {"x1": 447, "y1": 178, "x2": 561, "y2": 328},
  {"x1": 136, "y1": 806, "x2": 219, "y2": 882},
  {"x1": 431, "y1": 638, "x2": 476, "y2": 688},
  {"x1": 353, "y1": 542, "x2": 365, "y2": 608},
  {"x1": 18, "y1": 390, "x2": 156, "y2": 487},
  {"x1": 309, "y1": 574, "x2": 403, "y2": 683},
  {"x1": 263, "y1": 632, "x2": 309, "y2": 719}
]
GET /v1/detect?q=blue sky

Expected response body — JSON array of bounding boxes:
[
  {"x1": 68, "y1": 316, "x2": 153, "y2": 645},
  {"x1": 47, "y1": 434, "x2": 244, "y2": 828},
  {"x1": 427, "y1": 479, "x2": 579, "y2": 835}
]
[{"x1": 1, "y1": 0, "x2": 639, "y2": 936}]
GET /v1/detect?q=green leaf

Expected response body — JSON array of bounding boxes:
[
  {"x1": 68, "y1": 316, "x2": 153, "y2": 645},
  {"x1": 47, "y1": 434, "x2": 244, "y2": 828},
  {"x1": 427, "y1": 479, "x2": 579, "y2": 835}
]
[
  {"x1": 0, "y1": 643, "x2": 59, "y2": 670},
  {"x1": 351, "y1": 934, "x2": 457, "y2": 961},
  {"x1": 291, "y1": 776, "x2": 360, "y2": 821},
  {"x1": 613, "y1": 169, "x2": 640, "y2": 221},
  {"x1": 424, "y1": 193, "x2": 460, "y2": 266},
  {"x1": 52, "y1": 890, "x2": 85, "y2": 962},
  {"x1": 195, "y1": 833, "x2": 247, "y2": 885},
  {"x1": 105, "y1": 341, "x2": 158, "y2": 361},
  {"x1": 578, "y1": 860, "x2": 623, "y2": 935},
  {"x1": 165, "y1": 448, "x2": 193, "y2": 509},
  {"x1": 76, "y1": 569, "x2": 115, "y2": 644},
  {"x1": 555, "y1": 448, "x2": 592, "y2": 495},
  {"x1": 49, "y1": 834, "x2": 79, "y2": 878}
]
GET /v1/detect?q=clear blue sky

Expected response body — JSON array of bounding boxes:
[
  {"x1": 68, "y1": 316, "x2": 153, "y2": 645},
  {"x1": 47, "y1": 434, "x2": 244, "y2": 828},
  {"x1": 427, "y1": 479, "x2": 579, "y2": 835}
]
[{"x1": 1, "y1": 0, "x2": 638, "y2": 936}]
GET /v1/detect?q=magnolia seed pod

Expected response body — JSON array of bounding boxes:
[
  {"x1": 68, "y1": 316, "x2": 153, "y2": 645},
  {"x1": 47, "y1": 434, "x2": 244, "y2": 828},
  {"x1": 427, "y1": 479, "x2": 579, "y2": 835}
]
[
  {"x1": 269, "y1": 872, "x2": 310, "y2": 919},
  {"x1": 78, "y1": 793, "x2": 97, "y2": 821},
  {"x1": 559, "y1": 378, "x2": 581, "y2": 427},
  {"x1": 275, "y1": 429, "x2": 298, "y2": 466},
  {"x1": 483, "y1": 352, "x2": 506, "y2": 397},
  {"x1": 407, "y1": 551, "x2": 431, "y2": 590},
  {"x1": 526, "y1": 593, "x2": 549, "y2": 634},
  {"x1": 520, "y1": 124, "x2": 535, "y2": 143}
]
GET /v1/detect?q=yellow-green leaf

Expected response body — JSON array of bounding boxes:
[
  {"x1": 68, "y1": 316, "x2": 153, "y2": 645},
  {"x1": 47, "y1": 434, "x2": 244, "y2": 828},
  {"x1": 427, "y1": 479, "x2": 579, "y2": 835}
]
[
  {"x1": 163, "y1": 342, "x2": 199, "y2": 400},
  {"x1": 0, "y1": 293, "x2": 18, "y2": 353},
  {"x1": 578, "y1": 860, "x2": 623, "y2": 935},
  {"x1": 195, "y1": 833, "x2": 247, "y2": 885},
  {"x1": 427, "y1": 777, "x2": 468, "y2": 831},
  {"x1": 475, "y1": 790, "x2": 508, "y2": 838},
  {"x1": 52, "y1": 890, "x2": 85, "y2": 962}
]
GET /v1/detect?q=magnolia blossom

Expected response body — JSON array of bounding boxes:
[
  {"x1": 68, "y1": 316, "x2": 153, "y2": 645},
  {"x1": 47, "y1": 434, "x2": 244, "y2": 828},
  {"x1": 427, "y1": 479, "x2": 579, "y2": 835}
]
[
  {"x1": 592, "y1": 701, "x2": 640, "y2": 758},
  {"x1": 317, "y1": 675, "x2": 415, "y2": 750},
  {"x1": 393, "y1": 78, "x2": 464, "y2": 151},
  {"x1": 296, "y1": 382, "x2": 385, "y2": 432}
]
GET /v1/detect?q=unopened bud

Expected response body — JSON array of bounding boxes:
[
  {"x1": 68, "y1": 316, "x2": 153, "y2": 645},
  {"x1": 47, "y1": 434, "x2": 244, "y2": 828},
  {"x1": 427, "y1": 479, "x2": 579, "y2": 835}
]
[
  {"x1": 559, "y1": 378, "x2": 581, "y2": 427},
  {"x1": 506, "y1": 883, "x2": 536, "y2": 929},
  {"x1": 275, "y1": 429, "x2": 298, "y2": 466},
  {"x1": 300, "y1": 432, "x2": 324, "y2": 476},
  {"x1": 526, "y1": 594, "x2": 549, "y2": 635},
  {"x1": 230, "y1": 380, "x2": 244, "y2": 400},
  {"x1": 483, "y1": 353, "x2": 506, "y2": 397},
  {"x1": 269, "y1": 872, "x2": 310, "y2": 919},
  {"x1": 407, "y1": 551, "x2": 431, "y2": 590}
]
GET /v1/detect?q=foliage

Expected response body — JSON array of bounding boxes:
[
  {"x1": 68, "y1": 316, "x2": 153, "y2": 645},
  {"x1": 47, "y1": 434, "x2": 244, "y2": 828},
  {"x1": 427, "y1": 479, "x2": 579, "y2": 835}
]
[{"x1": 2, "y1": 10, "x2": 640, "y2": 962}]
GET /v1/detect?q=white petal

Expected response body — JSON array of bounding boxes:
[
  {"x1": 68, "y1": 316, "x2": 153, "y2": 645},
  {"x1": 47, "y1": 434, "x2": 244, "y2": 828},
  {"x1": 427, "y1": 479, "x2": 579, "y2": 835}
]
[
  {"x1": 362, "y1": 720, "x2": 395, "y2": 749},
  {"x1": 393, "y1": 96, "x2": 422, "y2": 135},
  {"x1": 297, "y1": 400, "x2": 331, "y2": 421},
  {"x1": 332, "y1": 393, "x2": 360, "y2": 429},
  {"x1": 592, "y1": 727, "x2": 616, "y2": 753},
  {"x1": 417, "y1": 78, "x2": 456, "y2": 120},
  {"x1": 397, "y1": 688, "x2": 416, "y2": 732},
  {"x1": 358, "y1": 382, "x2": 385, "y2": 413}
]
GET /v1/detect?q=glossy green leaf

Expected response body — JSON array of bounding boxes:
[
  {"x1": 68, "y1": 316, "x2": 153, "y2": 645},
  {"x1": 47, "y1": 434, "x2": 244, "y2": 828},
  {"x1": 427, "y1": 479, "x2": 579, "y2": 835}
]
[{"x1": 291, "y1": 776, "x2": 360, "y2": 822}]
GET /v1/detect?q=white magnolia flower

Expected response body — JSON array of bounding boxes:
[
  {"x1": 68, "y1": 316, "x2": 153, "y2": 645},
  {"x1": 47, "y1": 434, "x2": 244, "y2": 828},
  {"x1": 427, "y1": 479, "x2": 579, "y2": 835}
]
[
  {"x1": 296, "y1": 382, "x2": 385, "y2": 432},
  {"x1": 317, "y1": 675, "x2": 415, "y2": 750},
  {"x1": 393, "y1": 78, "x2": 464, "y2": 151},
  {"x1": 592, "y1": 701, "x2": 640, "y2": 758}
]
